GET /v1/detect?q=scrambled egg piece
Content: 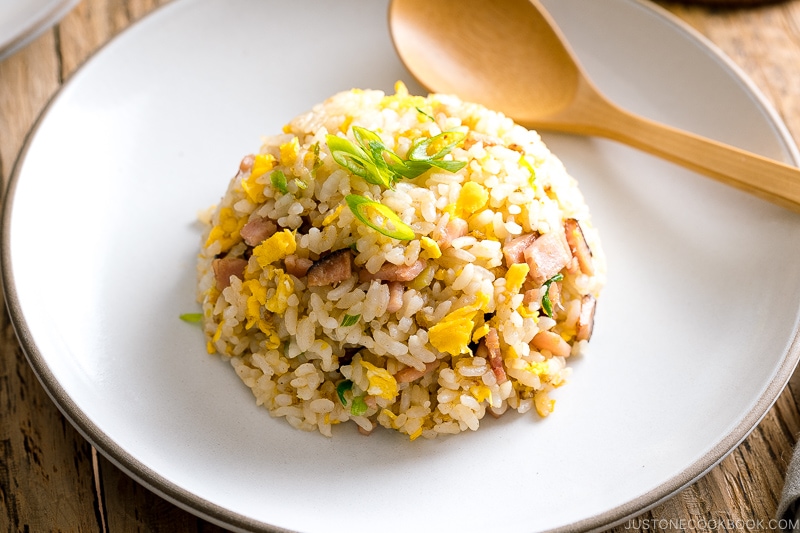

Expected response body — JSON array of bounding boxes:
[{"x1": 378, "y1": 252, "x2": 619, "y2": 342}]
[
  {"x1": 380, "y1": 81, "x2": 428, "y2": 114},
  {"x1": 534, "y1": 390, "x2": 555, "y2": 417},
  {"x1": 205, "y1": 207, "x2": 245, "y2": 253},
  {"x1": 419, "y1": 236, "x2": 442, "y2": 260},
  {"x1": 428, "y1": 292, "x2": 490, "y2": 355},
  {"x1": 207, "y1": 321, "x2": 224, "y2": 354},
  {"x1": 339, "y1": 115, "x2": 353, "y2": 134},
  {"x1": 471, "y1": 323, "x2": 489, "y2": 343},
  {"x1": 242, "y1": 279, "x2": 267, "y2": 329},
  {"x1": 241, "y1": 279, "x2": 281, "y2": 348},
  {"x1": 322, "y1": 204, "x2": 343, "y2": 226},
  {"x1": 279, "y1": 137, "x2": 300, "y2": 167},
  {"x1": 359, "y1": 360, "x2": 398, "y2": 401},
  {"x1": 457, "y1": 181, "x2": 488, "y2": 216},
  {"x1": 265, "y1": 268, "x2": 294, "y2": 314},
  {"x1": 470, "y1": 384, "x2": 492, "y2": 404},
  {"x1": 505, "y1": 263, "x2": 529, "y2": 296},
  {"x1": 242, "y1": 154, "x2": 275, "y2": 204},
  {"x1": 252, "y1": 229, "x2": 296, "y2": 267},
  {"x1": 250, "y1": 154, "x2": 276, "y2": 179}
]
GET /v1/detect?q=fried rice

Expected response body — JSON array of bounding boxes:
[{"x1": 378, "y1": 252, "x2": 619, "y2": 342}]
[{"x1": 195, "y1": 82, "x2": 606, "y2": 439}]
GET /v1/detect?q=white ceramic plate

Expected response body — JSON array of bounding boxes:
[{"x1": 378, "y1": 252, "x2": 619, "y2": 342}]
[
  {"x1": 0, "y1": 0, "x2": 78, "y2": 60},
  {"x1": 4, "y1": 0, "x2": 800, "y2": 531}
]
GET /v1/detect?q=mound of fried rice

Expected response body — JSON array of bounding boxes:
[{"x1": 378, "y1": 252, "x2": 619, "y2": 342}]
[{"x1": 196, "y1": 82, "x2": 605, "y2": 439}]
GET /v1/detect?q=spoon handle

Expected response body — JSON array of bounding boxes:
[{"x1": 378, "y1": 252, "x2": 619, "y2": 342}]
[{"x1": 596, "y1": 104, "x2": 800, "y2": 212}]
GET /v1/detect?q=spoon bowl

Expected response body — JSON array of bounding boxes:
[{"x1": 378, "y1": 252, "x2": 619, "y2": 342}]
[{"x1": 389, "y1": 0, "x2": 800, "y2": 212}]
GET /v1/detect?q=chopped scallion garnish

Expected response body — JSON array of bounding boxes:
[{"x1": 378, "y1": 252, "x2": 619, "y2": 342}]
[
  {"x1": 340, "y1": 314, "x2": 361, "y2": 327},
  {"x1": 179, "y1": 312, "x2": 203, "y2": 323},
  {"x1": 311, "y1": 142, "x2": 323, "y2": 177},
  {"x1": 350, "y1": 395, "x2": 368, "y2": 416},
  {"x1": 326, "y1": 134, "x2": 394, "y2": 188},
  {"x1": 541, "y1": 273, "x2": 564, "y2": 318},
  {"x1": 336, "y1": 379, "x2": 354, "y2": 406},
  {"x1": 408, "y1": 130, "x2": 466, "y2": 162},
  {"x1": 270, "y1": 169, "x2": 288, "y2": 194},
  {"x1": 327, "y1": 126, "x2": 466, "y2": 187},
  {"x1": 345, "y1": 194, "x2": 415, "y2": 240},
  {"x1": 327, "y1": 126, "x2": 467, "y2": 236},
  {"x1": 415, "y1": 106, "x2": 435, "y2": 122}
]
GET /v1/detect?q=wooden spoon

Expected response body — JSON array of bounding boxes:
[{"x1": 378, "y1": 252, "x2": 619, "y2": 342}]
[{"x1": 389, "y1": 0, "x2": 800, "y2": 212}]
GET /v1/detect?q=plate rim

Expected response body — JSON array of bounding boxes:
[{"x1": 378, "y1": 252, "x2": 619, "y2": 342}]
[{"x1": 2, "y1": 0, "x2": 799, "y2": 531}]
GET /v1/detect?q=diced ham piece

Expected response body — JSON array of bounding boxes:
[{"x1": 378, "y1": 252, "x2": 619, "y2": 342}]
[
  {"x1": 484, "y1": 327, "x2": 507, "y2": 384},
  {"x1": 212, "y1": 256, "x2": 248, "y2": 290},
  {"x1": 360, "y1": 259, "x2": 426, "y2": 283},
  {"x1": 239, "y1": 154, "x2": 255, "y2": 173},
  {"x1": 547, "y1": 281, "x2": 561, "y2": 311},
  {"x1": 436, "y1": 218, "x2": 469, "y2": 250},
  {"x1": 307, "y1": 249, "x2": 352, "y2": 287},
  {"x1": 502, "y1": 233, "x2": 537, "y2": 266},
  {"x1": 386, "y1": 281, "x2": 405, "y2": 313},
  {"x1": 364, "y1": 395, "x2": 377, "y2": 409},
  {"x1": 523, "y1": 228, "x2": 572, "y2": 286},
  {"x1": 531, "y1": 330, "x2": 572, "y2": 358},
  {"x1": 284, "y1": 254, "x2": 313, "y2": 278},
  {"x1": 395, "y1": 361, "x2": 439, "y2": 384},
  {"x1": 523, "y1": 288, "x2": 539, "y2": 306},
  {"x1": 564, "y1": 218, "x2": 595, "y2": 276},
  {"x1": 576, "y1": 294, "x2": 597, "y2": 342},
  {"x1": 240, "y1": 216, "x2": 278, "y2": 247}
]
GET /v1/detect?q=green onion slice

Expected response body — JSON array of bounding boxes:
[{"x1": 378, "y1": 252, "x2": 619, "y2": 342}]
[
  {"x1": 428, "y1": 159, "x2": 467, "y2": 173},
  {"x1": 415, "y1": 106, "x2": 435, "y2": 122},
  {"x1": 311, "y1": 142, "x2": 323, "y2": 176},
  {"x1": 345, "y1": 194, "x2": 415, "y2": 240},
  {"x1": 270, "y1": 169, "x2": 288, "y2": 194},
  {"x1": 541, "y1": 273, "x2": 564, "y2": 318},
  {"x1": 340, "y1": 314, "x2": 361, "y2": 327},
  {"x1": 179, "y1": 312, "x2": 203, "y2": 323},
  {"x1": 326, "y1": 134, "x2": 394, "y2": 188},
  {"x1": 350, "y1": 395, "x2": 368, "y2": 416},
  {"x1": 336, "y1": 379, "x2": 354, "y2": 406},
  {"x1": 408, "y1": 130, "x2": 466, "y2": 161},
  {"x1": 352, "y1": 126, "x2": 383, "y2": 149}
]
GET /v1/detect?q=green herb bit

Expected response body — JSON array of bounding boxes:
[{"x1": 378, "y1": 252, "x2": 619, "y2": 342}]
[
  {"x1": 294, "y1": 178, "x2": 308, "y2": 190},
  {"x1": 345, "y1": 194, "x2": 415, "y2": 240},
  {"x1": 311, "y1": 142, "x2": 323, "y2": 176},
  {"x1": 179, "y1": 312, "x2": 203, "y2": 323},
  {"x1": 408, "y1": 130, "x2": 466, "y2": 162},
  {"x1": 336, "y1": 379, "x2": 354, "y2": 406},
  {"x1": 353, "y1": 126, "x2": 410, "y2": 185},
  {"x1": 270, "y1": 169, "x2": 288, "y2": 194},
  {"x1": 415, "y1": 106, "x2": 435, "y2": 122},
  {"x1": 541, "y1": 273, "x2": 564, "y2": 318},
  {"x1": 350, "y1": 395, "x2": 368, "y2": 416},
  {"x1": 340, "y1": 314, "x2": 361, "y2": 327},
  {"x1": 326, "y1": 134, "x2": 394, "y2": 188}
]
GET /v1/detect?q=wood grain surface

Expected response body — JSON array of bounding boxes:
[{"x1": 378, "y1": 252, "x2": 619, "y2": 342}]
[{"x1": 2, "y1": 1, "x2": 800, "y2": 531}]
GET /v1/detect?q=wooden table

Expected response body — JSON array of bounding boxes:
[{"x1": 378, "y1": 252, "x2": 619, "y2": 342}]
[{"x1": 2, "y1": 0, "x2": 800, "y2": 531}]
